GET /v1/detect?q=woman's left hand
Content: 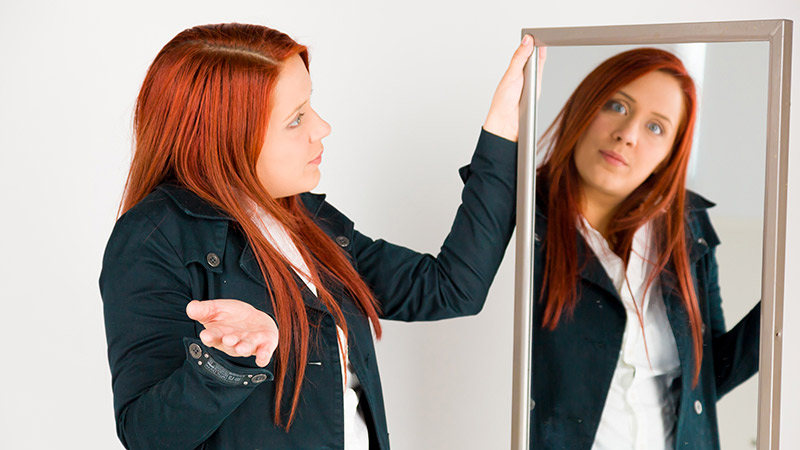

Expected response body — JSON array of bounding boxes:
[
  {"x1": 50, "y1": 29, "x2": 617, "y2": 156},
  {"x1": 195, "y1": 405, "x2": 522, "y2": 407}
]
[
  {"x1": 186, "y1": 299, "x2": 279, "y2": 367},
  {"x1": 483, "y1": 35, "x2": 547, "y2": 142}
]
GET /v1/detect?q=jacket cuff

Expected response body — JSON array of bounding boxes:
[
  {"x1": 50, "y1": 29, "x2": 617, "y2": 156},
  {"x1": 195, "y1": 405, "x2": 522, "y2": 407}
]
[
  {"x1": 459, "y1": 128, "x2": 517, "y2": 183},
  {"x1": 183, "y1": 337, "x2": 273, "y2": 387}
]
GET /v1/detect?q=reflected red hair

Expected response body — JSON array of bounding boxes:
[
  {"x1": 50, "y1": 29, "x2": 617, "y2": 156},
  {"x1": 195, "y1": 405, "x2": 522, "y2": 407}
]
[
  {"x1": 537, "y1": 48, "x2": 703, "y2": 385},
  {"x1": 121, "y1": 23, "x2": 382, "y2": 428}
]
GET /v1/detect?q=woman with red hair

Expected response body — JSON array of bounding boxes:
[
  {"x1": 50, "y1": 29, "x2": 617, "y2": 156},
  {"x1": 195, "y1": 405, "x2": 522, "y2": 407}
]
[
  {"x1": 529, "y1": 48, "x2": 760, "y2": 449},
  {"x1": 100, "y1": 23, "x2": 531, "y2": 449}
]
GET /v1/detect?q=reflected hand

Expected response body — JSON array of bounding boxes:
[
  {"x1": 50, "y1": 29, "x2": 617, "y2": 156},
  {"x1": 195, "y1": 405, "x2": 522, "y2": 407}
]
[
  {"x1": 186, "y1": 299, "x2": 279, "y2": 367},
  {"x1": 483, "y1": 35, "x2": 547, "y2": 142}
]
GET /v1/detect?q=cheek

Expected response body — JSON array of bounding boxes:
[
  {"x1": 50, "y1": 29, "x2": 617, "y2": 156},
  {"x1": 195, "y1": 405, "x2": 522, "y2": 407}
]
[
  {"x1": 652, "y1": 135, "x2": 676, "y2": 165},
  {"x1": 257, "y1": 140, "x2": 297, "y2": 184},
  {"x1": 635, "y1": 142, "x2": 673, "y2": 178},
  {"x1": 573, "y1": 129, "x2": 597, "y2": 170},
  {"x1": 266, "y1": 137, "x2": 304, "y2": 167},
  {"x1": 573, "y1": 116, "x2": 607, "y2": 156}
]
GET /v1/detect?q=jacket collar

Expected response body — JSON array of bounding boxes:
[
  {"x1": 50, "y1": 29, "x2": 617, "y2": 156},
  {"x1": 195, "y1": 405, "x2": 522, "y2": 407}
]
[
  {"x1": 299, "y1": 192, "x2": 327, "y2": 219},
  {"x1": 157, "y1": 184, "x2": 232, "y2": 221},
  {"x1": 156, "y1": 184, "x2": 327, "y2": 220}
]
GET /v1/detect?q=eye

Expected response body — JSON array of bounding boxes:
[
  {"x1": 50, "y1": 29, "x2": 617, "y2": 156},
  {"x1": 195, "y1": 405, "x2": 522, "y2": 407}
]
[
  {"x1": 605, "y1": 100, "x2": 627, "y2": 115},
  {"x1": 289, "y1": 112, "x2": 305, "y2": 128},
  {"x1": 647, "y1": 122, "x2": 663, "y2": 135}
]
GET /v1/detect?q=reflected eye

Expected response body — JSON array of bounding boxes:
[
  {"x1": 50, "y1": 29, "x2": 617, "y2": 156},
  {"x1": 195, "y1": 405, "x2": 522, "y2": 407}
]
[
  {"x1": 647, "y1": 122, "x2": 663, "y2": 135},
  {"x1": 289, "y1": 113, "x2": 305, "y2": 128},
  {"x1": 605, "y1": 100, "x2": 627, "y2": 114}
]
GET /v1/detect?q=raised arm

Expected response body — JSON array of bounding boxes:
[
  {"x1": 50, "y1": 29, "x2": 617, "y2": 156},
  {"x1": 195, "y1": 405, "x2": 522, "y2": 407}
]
[{"x1": 349, "y1": 37, "x2": 538, "y2": 321}]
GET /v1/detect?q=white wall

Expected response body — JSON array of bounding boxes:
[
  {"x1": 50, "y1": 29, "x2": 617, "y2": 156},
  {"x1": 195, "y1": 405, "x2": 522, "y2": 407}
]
[{"x1": 1, "y1": 1, "x2": 797, "y2": 449}]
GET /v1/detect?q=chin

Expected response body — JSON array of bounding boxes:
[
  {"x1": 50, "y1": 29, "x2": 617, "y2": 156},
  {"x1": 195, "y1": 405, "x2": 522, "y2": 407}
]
[{"x1": 304, "y1": 177, "x2": 321, "y2": 193}]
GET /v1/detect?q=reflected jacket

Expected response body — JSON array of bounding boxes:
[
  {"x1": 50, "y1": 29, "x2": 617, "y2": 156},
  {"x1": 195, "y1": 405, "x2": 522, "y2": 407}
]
[
  {"x1": 100, "y1": 129, "x2": 516, "y2": 450},
  {"x1": 530, "y1": 189, "x2": 761, "y2": 450}
]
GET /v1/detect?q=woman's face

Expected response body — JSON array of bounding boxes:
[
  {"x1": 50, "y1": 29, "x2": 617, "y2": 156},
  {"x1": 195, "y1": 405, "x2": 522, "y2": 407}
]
[
  {"x1": 573, "y1": 70, "x2": 685, "y2": 207},
  {"x1": 257, "y1": 54, "x2": 331, "y2": 198}
]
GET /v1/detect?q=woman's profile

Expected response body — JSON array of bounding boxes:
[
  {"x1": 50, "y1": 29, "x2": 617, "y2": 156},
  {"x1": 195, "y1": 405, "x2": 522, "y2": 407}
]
[
  {"x1": 100, "y1": 23, "x2": 532, "y2": 449},
  {"x1": 529, "y1": 47, "x2": 760, "y2": 450}
]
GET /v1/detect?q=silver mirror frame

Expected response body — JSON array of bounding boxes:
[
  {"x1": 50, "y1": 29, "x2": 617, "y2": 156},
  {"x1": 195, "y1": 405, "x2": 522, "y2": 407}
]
[{"x1": 512, "y1": 19, "x2": 792, "y2": 450}]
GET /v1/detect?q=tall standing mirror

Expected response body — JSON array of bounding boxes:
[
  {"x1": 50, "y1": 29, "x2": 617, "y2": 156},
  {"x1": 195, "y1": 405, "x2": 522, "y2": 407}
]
[{"x1": 512, "y1": 20, "x2": 791, "y2": 450}]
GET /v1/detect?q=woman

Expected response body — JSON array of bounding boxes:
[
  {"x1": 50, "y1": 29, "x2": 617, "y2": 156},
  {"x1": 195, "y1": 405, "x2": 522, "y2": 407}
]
[
  {"x1": 100, "y1": 23, "x2": 532, "y2": 449},
  {"x1": 530, "y1": 48, "x2": 760, "y2": 450}
]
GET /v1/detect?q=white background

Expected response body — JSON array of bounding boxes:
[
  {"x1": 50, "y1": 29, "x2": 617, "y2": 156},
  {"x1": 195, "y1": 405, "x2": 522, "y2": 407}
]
[{"x1": 1, "y1": 1, "x2": 798, "y2": 449}]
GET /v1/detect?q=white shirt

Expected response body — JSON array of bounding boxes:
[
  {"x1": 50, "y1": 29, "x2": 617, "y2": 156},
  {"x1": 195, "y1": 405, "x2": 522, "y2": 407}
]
[
  {"x1": 252, "y1": 209, "x2": 370, "y2": 450},
  {"x1": 579, "y1": 218, "x2": 681, "y2": 450}
]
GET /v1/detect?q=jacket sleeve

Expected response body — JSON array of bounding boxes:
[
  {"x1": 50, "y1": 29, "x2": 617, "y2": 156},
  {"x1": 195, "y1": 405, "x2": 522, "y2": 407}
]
[
  {"x1": 100, "y1": 209, "x2": 272, "y2": 450},
  {"x1": 704, "y1": 246, "x2": 761, "y2": 398},
  {"x1": 350, "y1": 128, "x2": 517, "y2": 321}
]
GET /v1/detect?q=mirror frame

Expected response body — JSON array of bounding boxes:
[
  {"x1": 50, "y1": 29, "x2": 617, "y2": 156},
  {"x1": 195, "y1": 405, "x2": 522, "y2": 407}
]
[{"x1": 512, "y1": 19, "x2": 792, "y2": 450}]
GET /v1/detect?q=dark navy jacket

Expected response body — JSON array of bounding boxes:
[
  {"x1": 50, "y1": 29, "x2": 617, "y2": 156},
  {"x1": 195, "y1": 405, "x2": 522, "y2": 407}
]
[
  {"x1": 530, "y1": 189, "x2": 761, "y2": 450},
  {"x1": 100, "y1": 130, "x2": 516, "y2": 450}
]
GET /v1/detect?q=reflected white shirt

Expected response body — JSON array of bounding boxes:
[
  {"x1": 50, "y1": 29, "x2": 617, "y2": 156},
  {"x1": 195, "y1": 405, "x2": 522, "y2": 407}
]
[
  {"x1": 579, "y1": 219, "x2": 681, "y2": 450},
  {"x1": 253, "y1": 209, "x2": 369, "y2": 450}
]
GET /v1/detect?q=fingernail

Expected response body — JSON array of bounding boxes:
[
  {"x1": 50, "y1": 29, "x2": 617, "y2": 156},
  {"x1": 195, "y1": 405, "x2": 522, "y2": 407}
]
[{"x1": 522, "y1": 35, "x2": 532, "y2": 45}]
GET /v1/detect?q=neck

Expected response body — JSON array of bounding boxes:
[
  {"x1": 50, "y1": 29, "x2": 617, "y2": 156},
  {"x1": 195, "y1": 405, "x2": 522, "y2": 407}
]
[{"x1": 580, "y1": 188, "x2": 623, "y2": 237}]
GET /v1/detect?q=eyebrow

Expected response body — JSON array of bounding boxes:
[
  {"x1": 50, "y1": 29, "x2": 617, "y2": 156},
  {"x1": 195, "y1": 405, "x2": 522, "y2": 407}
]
[
  {"x1": 283, "y1": 88, "x2": 313, "y2": 122},
  {"x1": 283, "y1": 99, "x2": 309, "y2": 123},
  {"x1": 617, "y1": 90, "x2": 674, "y2": 126}
]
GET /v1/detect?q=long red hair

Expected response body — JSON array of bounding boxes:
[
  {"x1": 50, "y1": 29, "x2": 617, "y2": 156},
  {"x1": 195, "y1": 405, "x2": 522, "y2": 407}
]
[
  {"x1": 121, "y1": 23, "x2": 382, "y2": 428},
  {"x1": 537, "y1": 48, "x2": 703, "y2": 385}
]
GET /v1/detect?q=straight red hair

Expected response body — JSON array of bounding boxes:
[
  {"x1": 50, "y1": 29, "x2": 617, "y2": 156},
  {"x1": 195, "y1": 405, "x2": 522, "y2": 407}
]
[
  {"x1": 537, "y1": 48, "x2": 703, "y2": 385},
  {"x1": 121, "y1": 23, "x2": 382, "y2": 429}
]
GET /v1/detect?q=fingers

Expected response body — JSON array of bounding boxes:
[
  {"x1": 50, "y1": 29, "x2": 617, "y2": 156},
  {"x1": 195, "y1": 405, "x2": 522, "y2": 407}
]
[
  {"x1": 506, "y1": 34, "x2": 535, "y2": 76},
  {"x1": 483, "y1": 36, "x2": 537, "y2": 141},
  {"x1": 186, "y1": 300, "x2": 217, "y2": 323},
  {"x1": 536, "y1": 45, "x2": 547, "y2": 81},
  {"x1": 254, "y1": 339, "x2": 278, "y2": 367},
  {"x1": 189, "y1": 299, "x2": 278, "y2": 366},
  {"x1": 200, "y1": 327, "x2": 278, "y2": 366},
  {"x1": 536, "y1": 46, "x2": 547, "y2": 101},
  {"x1": 538, "y1": 45, "x2": 548, "y2": 66},
  {"x1": 199, "y1": 328, "x2": 222, "y2": 347}
]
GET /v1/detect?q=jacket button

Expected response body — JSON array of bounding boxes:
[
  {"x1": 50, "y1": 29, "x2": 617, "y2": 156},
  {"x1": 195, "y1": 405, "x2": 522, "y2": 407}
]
[
  {"x1": 530, "y1": 398, "x2": 536, "y2": 411},
  {"x1": 335, "y1": 236, "x2": 350, "y2": 248},
  {"x1": 206, "y1": 253, "x2": 221, "y2": 268},
  {"x1": 189, "y1": 343, "x2": 202, "y2": 359},
  {"x1": 701, "y1": 323, "x2": 706, "y2": 334},
  {"x1": 252, "y1": 374, "x2": 268, "y2": 384},
  {"x1": 694, "y1": 400, "x2": 703, "y2": 415},
  {"x1": 697, "y1": 237, "x2": 707, "y2": 246}
]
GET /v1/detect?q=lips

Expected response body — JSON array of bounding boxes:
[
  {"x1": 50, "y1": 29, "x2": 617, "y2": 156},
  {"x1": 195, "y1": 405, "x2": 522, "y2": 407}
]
[
  {"x1": 599, "y1": 149, "x2": 627, "y2": 166},
  {"x1": 309, "y1": 151, "x2": 323, "y2": 165}
]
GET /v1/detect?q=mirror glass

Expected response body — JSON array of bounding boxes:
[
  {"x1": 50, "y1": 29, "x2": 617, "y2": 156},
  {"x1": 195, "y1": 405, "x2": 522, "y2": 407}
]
[{"x1": 532, "y1": 41, "x2": 768, "y2": 450}]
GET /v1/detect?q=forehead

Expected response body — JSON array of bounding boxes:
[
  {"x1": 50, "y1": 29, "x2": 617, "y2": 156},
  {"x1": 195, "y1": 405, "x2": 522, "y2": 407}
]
[
  {"x1": 270, "y1": 54, "x2": 311, "y2": 115},
  {"x1": 618, "y1": 71, "x2": 684, "y2": 123}
]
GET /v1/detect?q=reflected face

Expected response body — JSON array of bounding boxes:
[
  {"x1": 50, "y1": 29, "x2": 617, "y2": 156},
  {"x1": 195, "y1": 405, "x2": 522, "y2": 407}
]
[
  {"x1": 573, "y1": 70, "x2": 684, "y2": 206},
  {"x1": 257, "y1": 54, "x2": 331, "y2": 198}
]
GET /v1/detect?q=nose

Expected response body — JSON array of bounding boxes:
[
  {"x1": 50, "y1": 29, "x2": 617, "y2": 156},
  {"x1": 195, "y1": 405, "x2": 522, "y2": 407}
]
[
  {"x1": 612, "y1": 119, "x2": 638, "y2": 146},
  {"x1": 309, "y1": 108, "x2": 331, "y2": 142}
]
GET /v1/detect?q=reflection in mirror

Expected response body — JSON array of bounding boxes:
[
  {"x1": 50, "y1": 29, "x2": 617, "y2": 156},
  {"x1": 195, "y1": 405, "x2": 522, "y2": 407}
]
[{"x1": 530, "y1": 43, "x2": 766, "y2": 450}]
